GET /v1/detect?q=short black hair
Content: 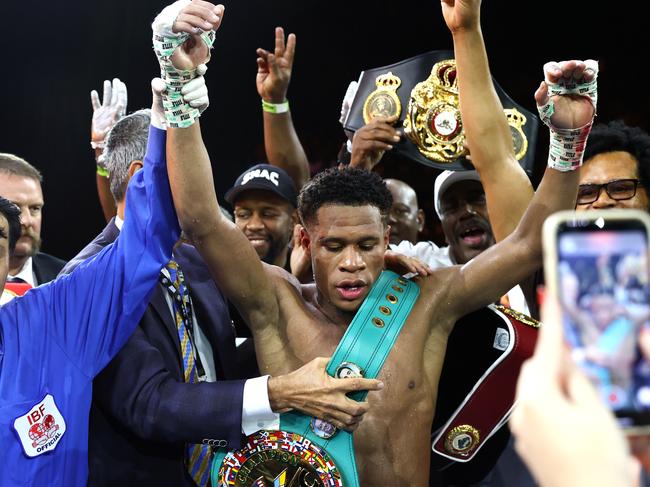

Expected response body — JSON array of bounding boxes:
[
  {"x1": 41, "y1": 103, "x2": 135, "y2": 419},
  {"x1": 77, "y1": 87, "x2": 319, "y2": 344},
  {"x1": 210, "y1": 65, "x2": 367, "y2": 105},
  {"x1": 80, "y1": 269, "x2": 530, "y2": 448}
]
[
  {"x1": 584, "y1": 120, "x2": 650, "y2": 190},
  {"x1": 298, "y1": 166, "x2": 393, "y2": 227},
  {"x1": 0, "y1": 195, "x2": 21, "y2": 253}
]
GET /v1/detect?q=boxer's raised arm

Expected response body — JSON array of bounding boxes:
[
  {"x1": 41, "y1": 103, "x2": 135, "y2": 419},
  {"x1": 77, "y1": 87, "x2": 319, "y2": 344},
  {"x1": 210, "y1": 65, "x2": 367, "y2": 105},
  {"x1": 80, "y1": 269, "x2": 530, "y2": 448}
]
[
  {"x1": 154, "y1": 1, "x2": 280, "y2": 336},
  {"x1": 442, "y1": 59, "x2": 597, "y2": 322},
  {"x1": 442, "y1": 0, "x2": 533, "y2": 241}
]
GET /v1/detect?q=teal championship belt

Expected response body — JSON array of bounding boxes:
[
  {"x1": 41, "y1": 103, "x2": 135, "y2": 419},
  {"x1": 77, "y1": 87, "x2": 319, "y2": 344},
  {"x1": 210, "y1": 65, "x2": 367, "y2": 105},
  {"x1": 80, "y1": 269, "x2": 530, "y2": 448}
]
[{"x1": 211, "y1": 270, "x2": 419, "y2": 486}]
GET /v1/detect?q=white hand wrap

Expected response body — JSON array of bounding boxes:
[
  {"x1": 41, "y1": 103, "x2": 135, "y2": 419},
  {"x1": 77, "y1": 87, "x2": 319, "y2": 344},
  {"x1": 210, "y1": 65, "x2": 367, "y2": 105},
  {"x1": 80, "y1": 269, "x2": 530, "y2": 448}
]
[
  {"x1": 152, "y1": 0, "x2": 214, "y2": 128},
  {"x1": 537, "y1": 59, "x2": 598, "y2": 172}
]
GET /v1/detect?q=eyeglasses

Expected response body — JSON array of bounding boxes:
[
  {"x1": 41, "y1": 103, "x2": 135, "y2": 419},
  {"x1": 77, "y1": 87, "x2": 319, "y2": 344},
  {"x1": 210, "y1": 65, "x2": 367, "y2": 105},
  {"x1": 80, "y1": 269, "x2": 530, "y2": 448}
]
[{"x1": 576, "y1": 179, "x2": 643, "y2": 205}]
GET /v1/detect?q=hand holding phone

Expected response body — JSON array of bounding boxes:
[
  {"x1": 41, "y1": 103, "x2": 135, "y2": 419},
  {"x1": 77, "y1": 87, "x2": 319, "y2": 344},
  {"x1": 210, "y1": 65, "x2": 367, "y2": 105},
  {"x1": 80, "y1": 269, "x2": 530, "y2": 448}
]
[
  {"x1": 511, "y1": 292, "x2": 632, "y2": 487},
  {"x1": 543, "y1": 209, "x2": 650, "y2": 431}
]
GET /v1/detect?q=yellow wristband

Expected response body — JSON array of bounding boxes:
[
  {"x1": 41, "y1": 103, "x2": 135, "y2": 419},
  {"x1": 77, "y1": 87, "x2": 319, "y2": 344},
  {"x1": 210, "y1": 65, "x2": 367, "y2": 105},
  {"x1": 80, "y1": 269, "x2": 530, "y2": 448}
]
[
  {"x1": 96, "y1": 165, "x2": 110, "y2": 178},
  {"x1": 262, "y1": 99, "x2": 289, "y2": 114}
]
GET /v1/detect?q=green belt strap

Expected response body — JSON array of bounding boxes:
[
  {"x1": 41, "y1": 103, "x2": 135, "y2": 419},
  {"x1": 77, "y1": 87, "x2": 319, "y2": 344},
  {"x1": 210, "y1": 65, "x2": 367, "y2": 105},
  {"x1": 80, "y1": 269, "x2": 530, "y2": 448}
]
[{"x1": 211, "y1": 270, "x2": 420, "y2": 486}]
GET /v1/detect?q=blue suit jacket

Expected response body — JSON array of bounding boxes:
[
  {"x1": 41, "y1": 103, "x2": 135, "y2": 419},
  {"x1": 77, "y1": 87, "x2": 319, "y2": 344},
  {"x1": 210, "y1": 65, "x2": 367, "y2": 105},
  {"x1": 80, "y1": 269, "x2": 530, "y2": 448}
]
[{"x1": 62, "y1": 224, "x2": 246, "y2": 485}]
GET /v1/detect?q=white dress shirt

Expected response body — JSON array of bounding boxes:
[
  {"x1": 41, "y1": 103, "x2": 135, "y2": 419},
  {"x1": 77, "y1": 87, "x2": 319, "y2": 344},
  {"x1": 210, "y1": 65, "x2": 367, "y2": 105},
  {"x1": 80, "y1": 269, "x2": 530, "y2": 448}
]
[{"x1": 7, "y1": 256, "x2": 36, "y2": 287}]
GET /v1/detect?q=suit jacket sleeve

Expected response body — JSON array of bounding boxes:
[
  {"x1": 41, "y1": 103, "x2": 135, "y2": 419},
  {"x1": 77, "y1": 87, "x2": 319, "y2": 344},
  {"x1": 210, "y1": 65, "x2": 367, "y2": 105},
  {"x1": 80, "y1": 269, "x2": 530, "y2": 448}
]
[
  {"x1": 14, "y1": 126, "x2": 180, "y2": 378},
  {"x1": 32, "y1": 253, "x2": 67, "y2": 284},
  {"x1": 94, "y1": 323, "x2": 245, "y2": 448}
]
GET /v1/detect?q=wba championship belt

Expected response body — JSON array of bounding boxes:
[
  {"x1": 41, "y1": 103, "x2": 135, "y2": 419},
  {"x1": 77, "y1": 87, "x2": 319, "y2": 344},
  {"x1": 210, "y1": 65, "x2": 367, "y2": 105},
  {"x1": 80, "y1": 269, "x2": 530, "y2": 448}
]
[
  {"x1": 210, "y1": 271, "x2": 420, "y2": 487},
  {"x1": 343, "y1": 51, "x2": 539, "y2": 174},
  {"x1": 429, "y1": 305, "x2": 539, "y2": 483}
]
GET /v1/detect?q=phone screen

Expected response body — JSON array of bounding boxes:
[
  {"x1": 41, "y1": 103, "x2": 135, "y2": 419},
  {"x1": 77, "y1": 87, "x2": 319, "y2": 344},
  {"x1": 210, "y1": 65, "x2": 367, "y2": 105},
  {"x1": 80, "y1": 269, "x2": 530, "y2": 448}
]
[{"x1": 557, "y1": 219, "x2": 650, "y2": 427}]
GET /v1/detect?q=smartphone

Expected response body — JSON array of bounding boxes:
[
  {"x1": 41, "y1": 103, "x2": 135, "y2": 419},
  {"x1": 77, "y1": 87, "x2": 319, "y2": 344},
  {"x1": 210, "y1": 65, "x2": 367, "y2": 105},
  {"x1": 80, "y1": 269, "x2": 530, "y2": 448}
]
[{"x1": 543, "y1": 209, "x2": 650, "y2": 432}]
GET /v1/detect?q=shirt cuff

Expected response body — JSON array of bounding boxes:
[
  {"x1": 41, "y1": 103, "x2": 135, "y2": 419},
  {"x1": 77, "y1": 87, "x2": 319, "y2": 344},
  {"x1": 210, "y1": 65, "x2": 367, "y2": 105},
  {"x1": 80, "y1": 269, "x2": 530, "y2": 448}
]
[{"x1": 241, "y1": 375, "x2": 280, "y2": 435}]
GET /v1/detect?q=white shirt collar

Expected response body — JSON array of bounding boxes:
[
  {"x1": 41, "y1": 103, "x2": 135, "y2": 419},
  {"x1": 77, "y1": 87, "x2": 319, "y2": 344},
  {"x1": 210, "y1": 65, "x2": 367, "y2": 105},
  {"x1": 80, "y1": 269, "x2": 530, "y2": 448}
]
[
  {"x1": 8, "y1": 256, "x2": 35, "y2": 287},
  {"x1": 115, "y1": 215, "x2": 124, "y2": 230}
]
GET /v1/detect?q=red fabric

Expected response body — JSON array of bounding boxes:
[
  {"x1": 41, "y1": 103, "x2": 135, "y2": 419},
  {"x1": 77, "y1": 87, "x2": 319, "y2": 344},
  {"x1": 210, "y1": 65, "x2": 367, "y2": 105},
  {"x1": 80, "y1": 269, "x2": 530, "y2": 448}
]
[
  {"x1": 4, "y1": 282, "x2": 32, "y2": 297},
  {"x1": 432, "y1": 308, "x2": 538, "y2": 461}
]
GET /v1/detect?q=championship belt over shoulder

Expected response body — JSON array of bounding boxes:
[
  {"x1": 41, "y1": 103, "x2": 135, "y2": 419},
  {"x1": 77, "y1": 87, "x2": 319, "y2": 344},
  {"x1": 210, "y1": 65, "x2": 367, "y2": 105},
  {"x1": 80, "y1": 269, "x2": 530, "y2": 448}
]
[
  {"x1": 343, "y1": 50, "x2": 539, "y2": 174},
  {"x1": 430, "y1": 304, "x2": 540, "y2": 482},
  {"x1": 210, "y1": 271, "x2": 420, "y2": 487}
]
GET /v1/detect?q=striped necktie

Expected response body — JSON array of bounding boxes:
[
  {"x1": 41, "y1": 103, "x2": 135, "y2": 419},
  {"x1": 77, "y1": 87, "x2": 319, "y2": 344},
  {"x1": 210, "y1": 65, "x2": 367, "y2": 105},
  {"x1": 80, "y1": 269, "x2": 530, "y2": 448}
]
[{"x1": 160, "y1": 260, "x2": 212, "y2": 486}]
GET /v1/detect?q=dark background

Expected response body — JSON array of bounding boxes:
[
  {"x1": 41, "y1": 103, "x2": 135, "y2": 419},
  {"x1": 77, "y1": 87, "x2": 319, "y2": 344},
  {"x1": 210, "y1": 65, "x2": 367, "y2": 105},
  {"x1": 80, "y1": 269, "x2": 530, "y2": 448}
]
[{"x1": 0, "y1": 1, "x2": 648, "y2": 260}]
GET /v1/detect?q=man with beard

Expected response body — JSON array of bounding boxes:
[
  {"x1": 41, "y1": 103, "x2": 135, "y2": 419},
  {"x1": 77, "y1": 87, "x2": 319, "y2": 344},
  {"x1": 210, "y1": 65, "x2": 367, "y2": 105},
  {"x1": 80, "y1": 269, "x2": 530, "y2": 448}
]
[
  {"x1": 0, "y1": 154, "x2": 66, "y2": 287},
  {"x1": 225, "y1": 163, "x2": 297, "y2": 270}
]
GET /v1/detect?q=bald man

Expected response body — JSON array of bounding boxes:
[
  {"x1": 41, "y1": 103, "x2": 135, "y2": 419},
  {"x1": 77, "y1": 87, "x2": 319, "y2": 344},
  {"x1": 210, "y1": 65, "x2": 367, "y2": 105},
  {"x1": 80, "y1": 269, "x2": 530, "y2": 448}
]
[{"x1": 385, "y1": 178, "x2": 425, "y2": 245}]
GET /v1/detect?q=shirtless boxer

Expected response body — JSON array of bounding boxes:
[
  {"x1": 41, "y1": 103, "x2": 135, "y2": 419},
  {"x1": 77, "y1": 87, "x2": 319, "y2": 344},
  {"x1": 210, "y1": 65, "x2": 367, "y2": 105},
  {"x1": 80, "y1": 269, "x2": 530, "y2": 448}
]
[{"x1": 157, "y1": 3, "x2": 596, "y2": 486}]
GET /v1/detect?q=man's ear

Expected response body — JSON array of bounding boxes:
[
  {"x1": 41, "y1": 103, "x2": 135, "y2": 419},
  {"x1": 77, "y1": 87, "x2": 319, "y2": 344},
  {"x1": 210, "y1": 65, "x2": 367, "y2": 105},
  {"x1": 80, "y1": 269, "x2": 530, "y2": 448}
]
[
  {"x1": 291, "y1": 209, "x2": 299, "y2": 226},
  {"x1": 128, "y1": 160, "x2": 143, "y2": 179},
  {"x1": 384, "y1": 225, "x2": 391, "y2": 249},
  {"x1": 299, "y1": 225, "x2": 312, "y2": 258},
  {"x1": 416, "y1": 209, "x2": 425, "y2": 233}
]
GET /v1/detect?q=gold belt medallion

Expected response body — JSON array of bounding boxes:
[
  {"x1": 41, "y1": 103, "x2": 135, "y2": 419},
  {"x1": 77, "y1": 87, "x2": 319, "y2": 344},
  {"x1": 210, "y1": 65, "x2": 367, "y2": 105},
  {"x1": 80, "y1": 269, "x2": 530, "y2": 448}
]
[
  {"x1": 217, "y1": 430, "x2": 342, "y2": 487},
  {"x1": 444, "y1": 424, "x2": 480, "y2": 457},
  {"x1": 403, "y1": 59, "x2": 464, "y2": 163},
  {"x1": 404, "y1": 59, "x2": 529, "y2": 164},
  {"x1": 363, "y1": 71, "x2": 402, "y2": 123},
  {"x1": 504, "y1": 108, "x2": 529, "y2": 161}
]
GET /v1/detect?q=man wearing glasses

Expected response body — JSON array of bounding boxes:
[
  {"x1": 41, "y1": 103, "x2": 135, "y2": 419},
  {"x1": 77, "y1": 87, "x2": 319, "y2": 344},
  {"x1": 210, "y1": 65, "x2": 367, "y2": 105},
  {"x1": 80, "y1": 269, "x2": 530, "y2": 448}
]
[{"x1": 578, "y1": 120, "x2": 650, "y2": 211}]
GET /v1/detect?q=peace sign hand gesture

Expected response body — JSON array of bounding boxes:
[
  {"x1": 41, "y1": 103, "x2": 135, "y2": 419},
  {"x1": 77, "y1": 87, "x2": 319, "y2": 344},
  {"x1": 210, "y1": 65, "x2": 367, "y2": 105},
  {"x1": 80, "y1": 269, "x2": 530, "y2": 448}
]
[{"x1": 256, "y1": 27, "x2": 296, "y2": 103}]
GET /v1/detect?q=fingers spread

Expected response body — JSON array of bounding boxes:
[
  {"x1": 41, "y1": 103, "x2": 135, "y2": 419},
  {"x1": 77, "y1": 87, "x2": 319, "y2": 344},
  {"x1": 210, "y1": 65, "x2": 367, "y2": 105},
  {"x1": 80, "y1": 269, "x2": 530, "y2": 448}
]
[
  {"x1": 117, "y1": 80, "x2": 128, "y2": 116},
  {"x1": 109, "y1": 78, "x2": 119, "y2": 106},
  {"x1": 102, "y1": 79, "x2": 111, "y2": 106},
  {"x1": 285, "y1": 33, "x2": 296, "y2": 64},
  {"x1": 275, "y1": 26, "x2": 285, "y2": 56},
  {"x1": 90, "y1": 90, "x2": 101, "y2": 111}
]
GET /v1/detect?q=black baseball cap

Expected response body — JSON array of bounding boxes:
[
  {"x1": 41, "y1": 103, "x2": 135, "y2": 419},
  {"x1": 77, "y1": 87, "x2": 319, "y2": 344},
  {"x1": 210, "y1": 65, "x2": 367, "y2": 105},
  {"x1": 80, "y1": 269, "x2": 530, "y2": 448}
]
[{"x1": 225, "y1": 163, "x2": 297, "y2": 207}]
